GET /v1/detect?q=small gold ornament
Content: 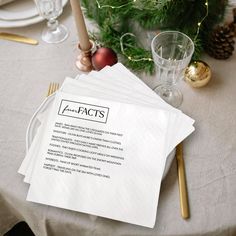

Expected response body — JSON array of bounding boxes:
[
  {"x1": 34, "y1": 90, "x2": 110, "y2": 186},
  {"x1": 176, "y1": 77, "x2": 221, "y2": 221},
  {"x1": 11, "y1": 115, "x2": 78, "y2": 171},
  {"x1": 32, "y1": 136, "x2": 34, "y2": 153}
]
[{"x1": 184, "y1": 60, "x2": 212, "y2": 88}]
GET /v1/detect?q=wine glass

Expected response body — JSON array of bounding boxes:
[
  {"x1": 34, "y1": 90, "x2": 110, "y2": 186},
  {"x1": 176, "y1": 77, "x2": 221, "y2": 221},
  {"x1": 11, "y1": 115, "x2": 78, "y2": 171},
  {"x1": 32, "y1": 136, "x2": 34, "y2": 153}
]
[
  {"x1": 34, "y1": 0, "x2": 69, "y2": 43},
  {"x1": 151, "y1": 31, "x2": 194, "y2": 107}
]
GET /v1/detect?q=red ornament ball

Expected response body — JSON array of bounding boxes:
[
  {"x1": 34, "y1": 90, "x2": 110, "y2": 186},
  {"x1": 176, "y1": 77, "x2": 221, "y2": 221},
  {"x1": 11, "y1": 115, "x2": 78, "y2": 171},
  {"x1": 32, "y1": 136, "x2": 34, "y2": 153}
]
[{"x1": 92, "y1": 47, "x2": 118, "y2": 71}]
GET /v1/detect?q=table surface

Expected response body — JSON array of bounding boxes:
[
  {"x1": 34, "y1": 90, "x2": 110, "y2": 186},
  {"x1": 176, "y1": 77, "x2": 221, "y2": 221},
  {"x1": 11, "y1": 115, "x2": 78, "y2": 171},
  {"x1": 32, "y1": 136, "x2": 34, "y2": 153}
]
[{"x1": 0, "y1": 4, "x2": 236, "y2": 236}]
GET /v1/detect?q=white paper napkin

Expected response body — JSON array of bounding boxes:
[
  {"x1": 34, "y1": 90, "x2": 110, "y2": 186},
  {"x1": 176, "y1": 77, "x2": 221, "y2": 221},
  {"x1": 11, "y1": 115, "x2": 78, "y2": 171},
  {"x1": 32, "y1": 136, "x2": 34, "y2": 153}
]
[
  {"x1": 18, "y1": 63, "x2": 195, "y2": 228},
  {"x1": 27, "y1": 91, "x2": 170, "y2": 227}
]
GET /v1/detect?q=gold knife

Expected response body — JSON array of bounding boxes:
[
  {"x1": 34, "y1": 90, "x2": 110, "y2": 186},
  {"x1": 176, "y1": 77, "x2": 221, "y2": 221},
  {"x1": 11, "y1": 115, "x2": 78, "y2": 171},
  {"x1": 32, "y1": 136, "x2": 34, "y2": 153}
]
[
  {"x1": 176, "y1": 142, "x2": 190, "y2": 219},
  {"x1": 0, "y1": 32, "x2": 38, "y2": 45}
]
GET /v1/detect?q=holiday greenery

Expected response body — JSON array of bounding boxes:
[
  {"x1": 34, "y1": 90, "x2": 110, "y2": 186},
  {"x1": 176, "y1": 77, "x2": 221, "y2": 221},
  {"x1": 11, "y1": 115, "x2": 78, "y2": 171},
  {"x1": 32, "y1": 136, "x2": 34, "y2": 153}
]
[{"x1": 82, "y1": 0, "x2": 228, "y2": 73}]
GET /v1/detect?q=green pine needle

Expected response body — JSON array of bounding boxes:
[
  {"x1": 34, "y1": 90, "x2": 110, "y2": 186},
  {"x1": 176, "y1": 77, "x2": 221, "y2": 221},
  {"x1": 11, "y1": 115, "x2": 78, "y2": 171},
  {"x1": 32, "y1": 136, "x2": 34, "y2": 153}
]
[{"x1": 82, "y1": 0, "x2": 228, "y2": 74}]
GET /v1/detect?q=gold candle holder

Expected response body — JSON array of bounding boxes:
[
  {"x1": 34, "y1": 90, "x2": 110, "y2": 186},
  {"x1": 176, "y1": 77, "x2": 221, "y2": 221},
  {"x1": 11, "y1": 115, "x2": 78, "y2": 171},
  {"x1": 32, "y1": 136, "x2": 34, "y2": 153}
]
[{"x1": 76, "y1": 41, "x2": 95, "y2": 72}]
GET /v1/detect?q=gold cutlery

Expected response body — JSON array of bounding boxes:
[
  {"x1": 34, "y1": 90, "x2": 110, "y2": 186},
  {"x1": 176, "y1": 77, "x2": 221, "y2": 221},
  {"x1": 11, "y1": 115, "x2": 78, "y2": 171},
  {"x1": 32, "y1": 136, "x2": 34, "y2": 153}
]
[
  {"x1": 0, "y1": 32, "x2": 38, "y2": 45},
  {"x1": 176, "y1": 142, "x2": 190, "y2": 219},
  {"x1": 47, "y1": 82, "x2": 59, "y2": 97}
]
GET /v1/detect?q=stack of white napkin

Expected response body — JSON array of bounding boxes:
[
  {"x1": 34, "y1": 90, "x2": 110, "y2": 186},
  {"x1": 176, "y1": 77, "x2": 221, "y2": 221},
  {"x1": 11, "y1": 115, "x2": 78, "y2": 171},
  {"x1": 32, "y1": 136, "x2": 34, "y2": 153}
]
[{"x1": 19, "y1": 63, "x2": 194, "y2": 228}]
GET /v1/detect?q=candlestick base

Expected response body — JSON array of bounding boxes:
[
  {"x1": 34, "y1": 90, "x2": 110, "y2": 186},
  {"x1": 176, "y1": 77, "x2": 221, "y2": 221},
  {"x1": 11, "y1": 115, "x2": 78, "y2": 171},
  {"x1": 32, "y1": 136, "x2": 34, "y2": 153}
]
[{"x1": 76, "y1": 41, "x2": 95, "y2": 72}]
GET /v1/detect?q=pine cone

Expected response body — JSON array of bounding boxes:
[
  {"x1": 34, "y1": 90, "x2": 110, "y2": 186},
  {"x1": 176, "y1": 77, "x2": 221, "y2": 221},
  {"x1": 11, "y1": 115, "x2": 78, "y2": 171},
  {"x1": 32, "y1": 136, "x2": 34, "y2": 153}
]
[{"x1": 206, "y1": 23, "x2": 235, "y2": 60}]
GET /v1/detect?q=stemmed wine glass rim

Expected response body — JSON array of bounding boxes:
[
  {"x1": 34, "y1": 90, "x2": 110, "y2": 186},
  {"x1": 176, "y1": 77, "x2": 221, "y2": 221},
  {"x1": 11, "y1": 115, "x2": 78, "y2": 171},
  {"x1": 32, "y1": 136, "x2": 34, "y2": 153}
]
[{"x1": 151, "y1": 30, "x2": 195, "y2": 63}]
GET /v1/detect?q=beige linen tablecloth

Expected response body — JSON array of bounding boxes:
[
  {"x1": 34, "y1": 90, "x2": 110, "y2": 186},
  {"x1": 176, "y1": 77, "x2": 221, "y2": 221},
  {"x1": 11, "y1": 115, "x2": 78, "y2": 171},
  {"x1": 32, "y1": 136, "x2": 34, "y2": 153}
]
[
  {"x1": 0, "y1": 5, "x2": 236, "y2": 236},
  {"x1": 0, "y1": 0, "x2": 14, "y2": 6}
]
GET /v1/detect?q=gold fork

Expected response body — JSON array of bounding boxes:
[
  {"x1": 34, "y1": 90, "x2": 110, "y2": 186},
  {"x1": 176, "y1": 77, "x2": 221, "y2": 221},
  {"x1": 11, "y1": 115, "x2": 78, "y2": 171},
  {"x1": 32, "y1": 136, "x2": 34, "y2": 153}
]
[{"x1": 47, "y1": 82, "x2": 59, "y2": 97}]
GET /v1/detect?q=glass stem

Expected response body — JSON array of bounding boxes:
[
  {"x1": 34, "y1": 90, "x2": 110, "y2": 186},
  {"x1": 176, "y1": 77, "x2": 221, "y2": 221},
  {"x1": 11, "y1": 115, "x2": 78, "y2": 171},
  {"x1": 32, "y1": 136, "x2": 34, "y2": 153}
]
[
  {"x1": 162, "y1": 83, "x2": 174, "y2": 97},
  {"x1": 47, "y1": 18, "x2": 58, "y2": 31}
]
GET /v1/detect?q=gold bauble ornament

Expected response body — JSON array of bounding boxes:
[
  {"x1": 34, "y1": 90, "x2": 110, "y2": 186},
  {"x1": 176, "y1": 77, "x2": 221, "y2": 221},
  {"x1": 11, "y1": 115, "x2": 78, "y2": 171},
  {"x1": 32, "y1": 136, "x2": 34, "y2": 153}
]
[{"x1": 184, "y1": 60, "x2": 212, "y2": 88}]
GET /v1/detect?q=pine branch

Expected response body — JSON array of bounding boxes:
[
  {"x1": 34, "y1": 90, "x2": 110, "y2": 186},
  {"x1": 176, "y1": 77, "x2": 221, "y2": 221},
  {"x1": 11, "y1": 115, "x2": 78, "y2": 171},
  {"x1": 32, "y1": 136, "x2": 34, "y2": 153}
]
[{"x1": 81, "y1": 0, "x2": 228, "y2": 73}]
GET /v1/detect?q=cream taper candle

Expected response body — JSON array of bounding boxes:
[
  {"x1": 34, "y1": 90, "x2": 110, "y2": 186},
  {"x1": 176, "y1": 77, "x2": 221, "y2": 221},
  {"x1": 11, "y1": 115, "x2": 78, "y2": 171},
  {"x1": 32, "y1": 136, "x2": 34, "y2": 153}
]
[{"x1": 70, "y1": 0, "x2": 91, "y2": 51}]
